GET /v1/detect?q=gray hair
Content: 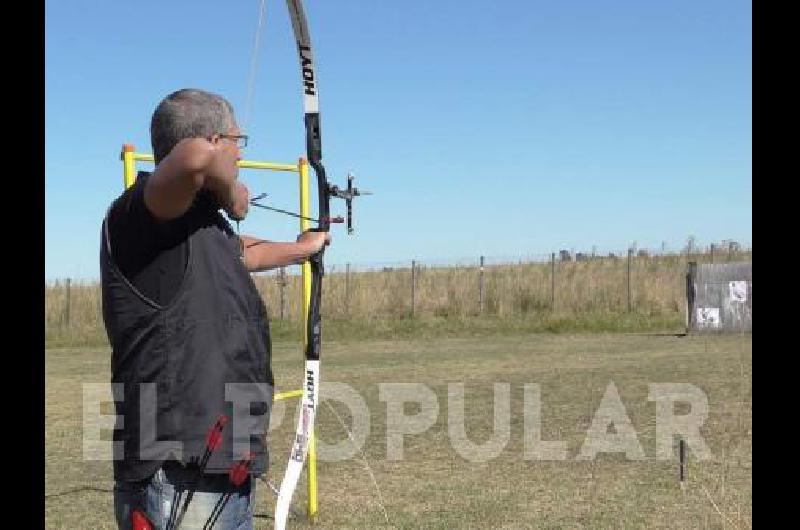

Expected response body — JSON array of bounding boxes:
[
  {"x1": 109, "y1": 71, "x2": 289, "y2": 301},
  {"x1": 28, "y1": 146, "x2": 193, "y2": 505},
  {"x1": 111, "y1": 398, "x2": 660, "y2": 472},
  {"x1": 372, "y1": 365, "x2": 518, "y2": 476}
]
[{"x1": 150, "y1": 89, "x2": 236, "y2": 164}]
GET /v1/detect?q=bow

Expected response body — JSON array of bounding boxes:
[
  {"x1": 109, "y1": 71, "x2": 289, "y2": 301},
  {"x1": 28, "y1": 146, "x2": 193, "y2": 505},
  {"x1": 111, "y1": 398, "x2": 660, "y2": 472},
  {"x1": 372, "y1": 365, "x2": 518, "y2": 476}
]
[
  {"x1": 245, "y1": 3, "x2": 368, "y2": 527},
  {"x1": 272, "y1": 1, "x2": 370, "y2": 528}
]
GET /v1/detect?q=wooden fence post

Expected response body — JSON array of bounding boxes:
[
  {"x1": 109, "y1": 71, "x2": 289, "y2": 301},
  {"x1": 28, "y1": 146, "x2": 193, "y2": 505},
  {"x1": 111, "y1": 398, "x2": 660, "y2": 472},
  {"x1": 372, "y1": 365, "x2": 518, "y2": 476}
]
[
  {"x1": 479, "y1": 256, "x2": 485, "y2": 314},
  {"x1": 686, "y1": 261, "x2": 698, "y2": 333},
  {"x1": 64, "y1": 278, "x2": 71, "y2": 327},
  {"x1": 627, "y1": 248, "x2": 633, "y2": 312},
  {"x1": 550, "y1": 253, "x2": 555, "y2": 311},
  {"x1": 345, "y1": 263, "x2": 351, "y2": 316},
  {"x1": 279, "y1": 267, "x2": 286, "y2": 320},
  {"x1": 411, "y1": 260, "x2": 417, "y2": 317}
]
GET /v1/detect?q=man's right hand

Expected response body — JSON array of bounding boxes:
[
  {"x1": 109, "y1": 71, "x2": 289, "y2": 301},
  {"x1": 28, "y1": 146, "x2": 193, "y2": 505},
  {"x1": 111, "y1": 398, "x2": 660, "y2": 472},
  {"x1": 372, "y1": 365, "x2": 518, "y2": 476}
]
[
  {"x1": 144, "y1": 137, "x2": 241, "y2": 222},
  {"x1": 225, "y1": 181, "x2": 250, "y2": 222}
]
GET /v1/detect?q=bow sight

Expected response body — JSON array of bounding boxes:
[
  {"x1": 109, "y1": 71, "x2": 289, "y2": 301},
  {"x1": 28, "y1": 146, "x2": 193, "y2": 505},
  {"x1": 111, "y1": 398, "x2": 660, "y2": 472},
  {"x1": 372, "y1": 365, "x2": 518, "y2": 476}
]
[
  {"x1": 249, "y1": 171, "x2": 371, "y2": 234},
  {"x1": 328, "y1": 172, "x2": 372, "y2": 234}
]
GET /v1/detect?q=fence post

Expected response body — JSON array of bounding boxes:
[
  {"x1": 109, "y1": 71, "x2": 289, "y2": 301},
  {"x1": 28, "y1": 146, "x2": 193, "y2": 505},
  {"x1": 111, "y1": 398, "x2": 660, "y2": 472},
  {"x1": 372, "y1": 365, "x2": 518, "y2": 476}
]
[
  {"x1": 411, "y1": 260, "x2": 417, "y2": 317},
  {"x1": 345, "y1": 263, "x2": 350, "y2": 316},
  {"x1": 627, "y1": 248, "x2": 633, "y2": 312},
  {"x1": 728, "y1": 242, "x2": 734, "y2": 262},
  {"x1": 686, "y1": 262, "x2": 698, "y2": 333},
  {"x1": 517, "y1": 260, "x2": 522, "y2": 308},
  {"x1": 710, "y1": 244, "x2": 715, "y2": 264},
  {"x1": 479, "y1": 256, "x2": 485, "y2": 314},
  {"x1": 329, "y1": 265, "x2": 336, "y2": 318},
  {"x1": 64, "y1": 278, "x2": 71, "y2": 328},
  {"x1": 279, "y1": 267, "x2": 286, "y2": 320},
  {"x1": 550, "y1": 253, "x2": 555, "y2": 311}
]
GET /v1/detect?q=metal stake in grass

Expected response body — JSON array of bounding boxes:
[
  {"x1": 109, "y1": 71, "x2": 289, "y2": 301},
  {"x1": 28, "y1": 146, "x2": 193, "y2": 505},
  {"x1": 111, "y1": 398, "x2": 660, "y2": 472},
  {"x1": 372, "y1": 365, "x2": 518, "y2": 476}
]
[{"x1": 679, "y1": 438, "x2": 686, "y2": 487}]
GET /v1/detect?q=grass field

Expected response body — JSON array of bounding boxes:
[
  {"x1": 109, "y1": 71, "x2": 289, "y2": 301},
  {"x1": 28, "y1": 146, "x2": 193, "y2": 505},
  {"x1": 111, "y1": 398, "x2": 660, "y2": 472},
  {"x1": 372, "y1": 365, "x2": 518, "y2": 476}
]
[{"x1": 45, "y1": 332, "x2": 751, "y2": 529}]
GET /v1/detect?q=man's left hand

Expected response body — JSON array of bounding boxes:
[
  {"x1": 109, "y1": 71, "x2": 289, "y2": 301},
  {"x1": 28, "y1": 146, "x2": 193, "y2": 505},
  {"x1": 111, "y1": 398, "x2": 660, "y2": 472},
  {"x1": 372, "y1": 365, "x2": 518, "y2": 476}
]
[{"x1": 296, "y1": 230, "x2": 332, "y2": 256}]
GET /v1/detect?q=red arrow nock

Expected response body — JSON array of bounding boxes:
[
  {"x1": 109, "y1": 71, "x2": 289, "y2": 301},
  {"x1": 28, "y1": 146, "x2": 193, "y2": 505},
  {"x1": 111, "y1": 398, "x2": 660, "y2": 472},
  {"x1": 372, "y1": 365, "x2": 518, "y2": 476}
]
[
  {"x1": 132, "y1": 509, "x2": 153, "y2": 530},
  {"x1": 229, "y1": 452, "x2": 254, "y2": 487}
]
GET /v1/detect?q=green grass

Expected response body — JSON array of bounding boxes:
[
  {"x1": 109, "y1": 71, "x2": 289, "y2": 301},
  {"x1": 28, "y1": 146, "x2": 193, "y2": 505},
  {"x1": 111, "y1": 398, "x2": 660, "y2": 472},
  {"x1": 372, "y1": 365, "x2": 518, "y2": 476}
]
[
  {"x1": 45, "y1": 332, "x2": 751, "y2": 529},
  {"x1": 45, "y1": 311, "x2": 686, "y2": 349}
]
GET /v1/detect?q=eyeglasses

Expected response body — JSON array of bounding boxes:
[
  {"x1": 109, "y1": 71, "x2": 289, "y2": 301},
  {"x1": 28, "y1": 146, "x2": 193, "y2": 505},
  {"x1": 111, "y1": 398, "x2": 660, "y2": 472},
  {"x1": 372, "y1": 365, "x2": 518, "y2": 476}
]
[{"x1": 218, "y1": 134, "x2": 249, "y2": 149}]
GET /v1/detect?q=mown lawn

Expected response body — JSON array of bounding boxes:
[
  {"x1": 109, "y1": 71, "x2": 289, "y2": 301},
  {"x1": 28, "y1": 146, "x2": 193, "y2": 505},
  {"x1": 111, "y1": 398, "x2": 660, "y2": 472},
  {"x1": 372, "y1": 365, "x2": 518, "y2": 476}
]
[{"x1": 45, "y1": 332, "x2": 751, "y2": 529}]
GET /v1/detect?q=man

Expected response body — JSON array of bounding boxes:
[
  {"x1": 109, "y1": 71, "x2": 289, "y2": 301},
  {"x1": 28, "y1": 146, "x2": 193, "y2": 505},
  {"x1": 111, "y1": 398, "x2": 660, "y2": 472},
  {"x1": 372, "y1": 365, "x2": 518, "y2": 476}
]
[{"x1": 101, "y1": 88, "x2": 329, "y2": 529}]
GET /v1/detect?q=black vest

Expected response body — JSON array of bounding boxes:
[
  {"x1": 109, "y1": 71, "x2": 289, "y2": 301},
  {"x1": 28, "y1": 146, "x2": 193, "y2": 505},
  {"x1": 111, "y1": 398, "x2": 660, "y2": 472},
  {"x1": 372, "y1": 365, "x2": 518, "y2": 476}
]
[{"x1": 100, "y1": 195, "x2": 273, "y2": 482}]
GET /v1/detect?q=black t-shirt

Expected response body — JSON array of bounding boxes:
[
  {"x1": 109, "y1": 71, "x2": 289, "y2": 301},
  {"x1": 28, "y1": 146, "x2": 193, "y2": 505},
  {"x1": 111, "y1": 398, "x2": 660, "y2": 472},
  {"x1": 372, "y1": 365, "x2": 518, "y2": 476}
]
[{"x1": 106, "y1": 172, "x2": 199, "y2": 306}]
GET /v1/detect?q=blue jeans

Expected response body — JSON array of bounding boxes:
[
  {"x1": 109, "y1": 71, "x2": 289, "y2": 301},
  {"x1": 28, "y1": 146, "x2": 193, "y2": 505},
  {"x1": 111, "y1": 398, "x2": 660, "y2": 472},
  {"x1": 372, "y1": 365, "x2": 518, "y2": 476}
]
[{"x1": 114, "y1": 463, "x2": 256, "y2": 529}]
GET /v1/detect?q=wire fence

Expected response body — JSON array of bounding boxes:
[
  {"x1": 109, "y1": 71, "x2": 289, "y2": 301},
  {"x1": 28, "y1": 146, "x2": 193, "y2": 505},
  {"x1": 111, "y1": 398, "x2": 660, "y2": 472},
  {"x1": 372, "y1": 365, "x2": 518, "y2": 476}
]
[{"x1": 45, "y1": 243, "x2": 752, "y2": 337}]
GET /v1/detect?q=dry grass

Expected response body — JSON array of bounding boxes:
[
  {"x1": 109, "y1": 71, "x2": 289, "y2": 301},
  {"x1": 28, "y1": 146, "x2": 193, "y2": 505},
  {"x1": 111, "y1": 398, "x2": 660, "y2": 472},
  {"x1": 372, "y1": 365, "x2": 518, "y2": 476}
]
[
  {"x1": 45, "y1": 332, "x2": 751, "y2": 528},
  {"x1": 44, "y1": 251, "x2": 752, "y2": 346},
  {"x1": 252, "y1": 252, "x2": 746, "y2": 321}
]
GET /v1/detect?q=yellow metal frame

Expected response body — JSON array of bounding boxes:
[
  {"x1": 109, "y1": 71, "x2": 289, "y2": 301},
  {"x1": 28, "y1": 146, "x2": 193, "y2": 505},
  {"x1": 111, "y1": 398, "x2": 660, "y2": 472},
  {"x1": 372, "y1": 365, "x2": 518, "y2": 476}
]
[{"x1": 120, "y1": 144, "x2": 319, "y2": 522}]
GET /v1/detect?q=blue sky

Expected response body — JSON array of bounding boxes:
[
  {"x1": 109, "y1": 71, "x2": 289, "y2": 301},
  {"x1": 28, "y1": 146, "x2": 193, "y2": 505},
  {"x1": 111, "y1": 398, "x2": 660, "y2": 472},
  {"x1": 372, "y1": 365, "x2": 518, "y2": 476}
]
[{"x1": 45, "y1": 0, "x2": 752, "y2": 280}]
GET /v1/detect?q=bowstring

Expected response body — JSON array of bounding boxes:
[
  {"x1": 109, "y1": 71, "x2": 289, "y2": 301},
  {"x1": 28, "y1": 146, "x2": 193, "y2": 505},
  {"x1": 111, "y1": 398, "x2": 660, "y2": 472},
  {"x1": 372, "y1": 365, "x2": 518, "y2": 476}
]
[
  {"x1": 239, "y1": 0, "x2": 268, "y2": 250},
  {"x1": 243, "y1": 0, "x2": 268, "y2": 133}
]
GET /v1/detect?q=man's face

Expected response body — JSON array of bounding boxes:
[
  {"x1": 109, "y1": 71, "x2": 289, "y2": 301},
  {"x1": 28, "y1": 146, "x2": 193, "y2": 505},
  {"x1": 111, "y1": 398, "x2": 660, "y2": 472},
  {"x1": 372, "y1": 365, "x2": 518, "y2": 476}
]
[
  {"x1": 220, "y1": 124, "x2": 244, "y2": 158},
  {"x1": 210, "y1": 123, "x2": 245, "y2": 182}
]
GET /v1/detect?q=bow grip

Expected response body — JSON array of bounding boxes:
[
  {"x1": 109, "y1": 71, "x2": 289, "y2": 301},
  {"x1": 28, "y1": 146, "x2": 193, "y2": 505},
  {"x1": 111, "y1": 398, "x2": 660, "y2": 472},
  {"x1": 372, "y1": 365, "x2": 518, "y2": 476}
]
[{"x1": 304, "y1": 113, "x2": 322, "y2": 162}]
